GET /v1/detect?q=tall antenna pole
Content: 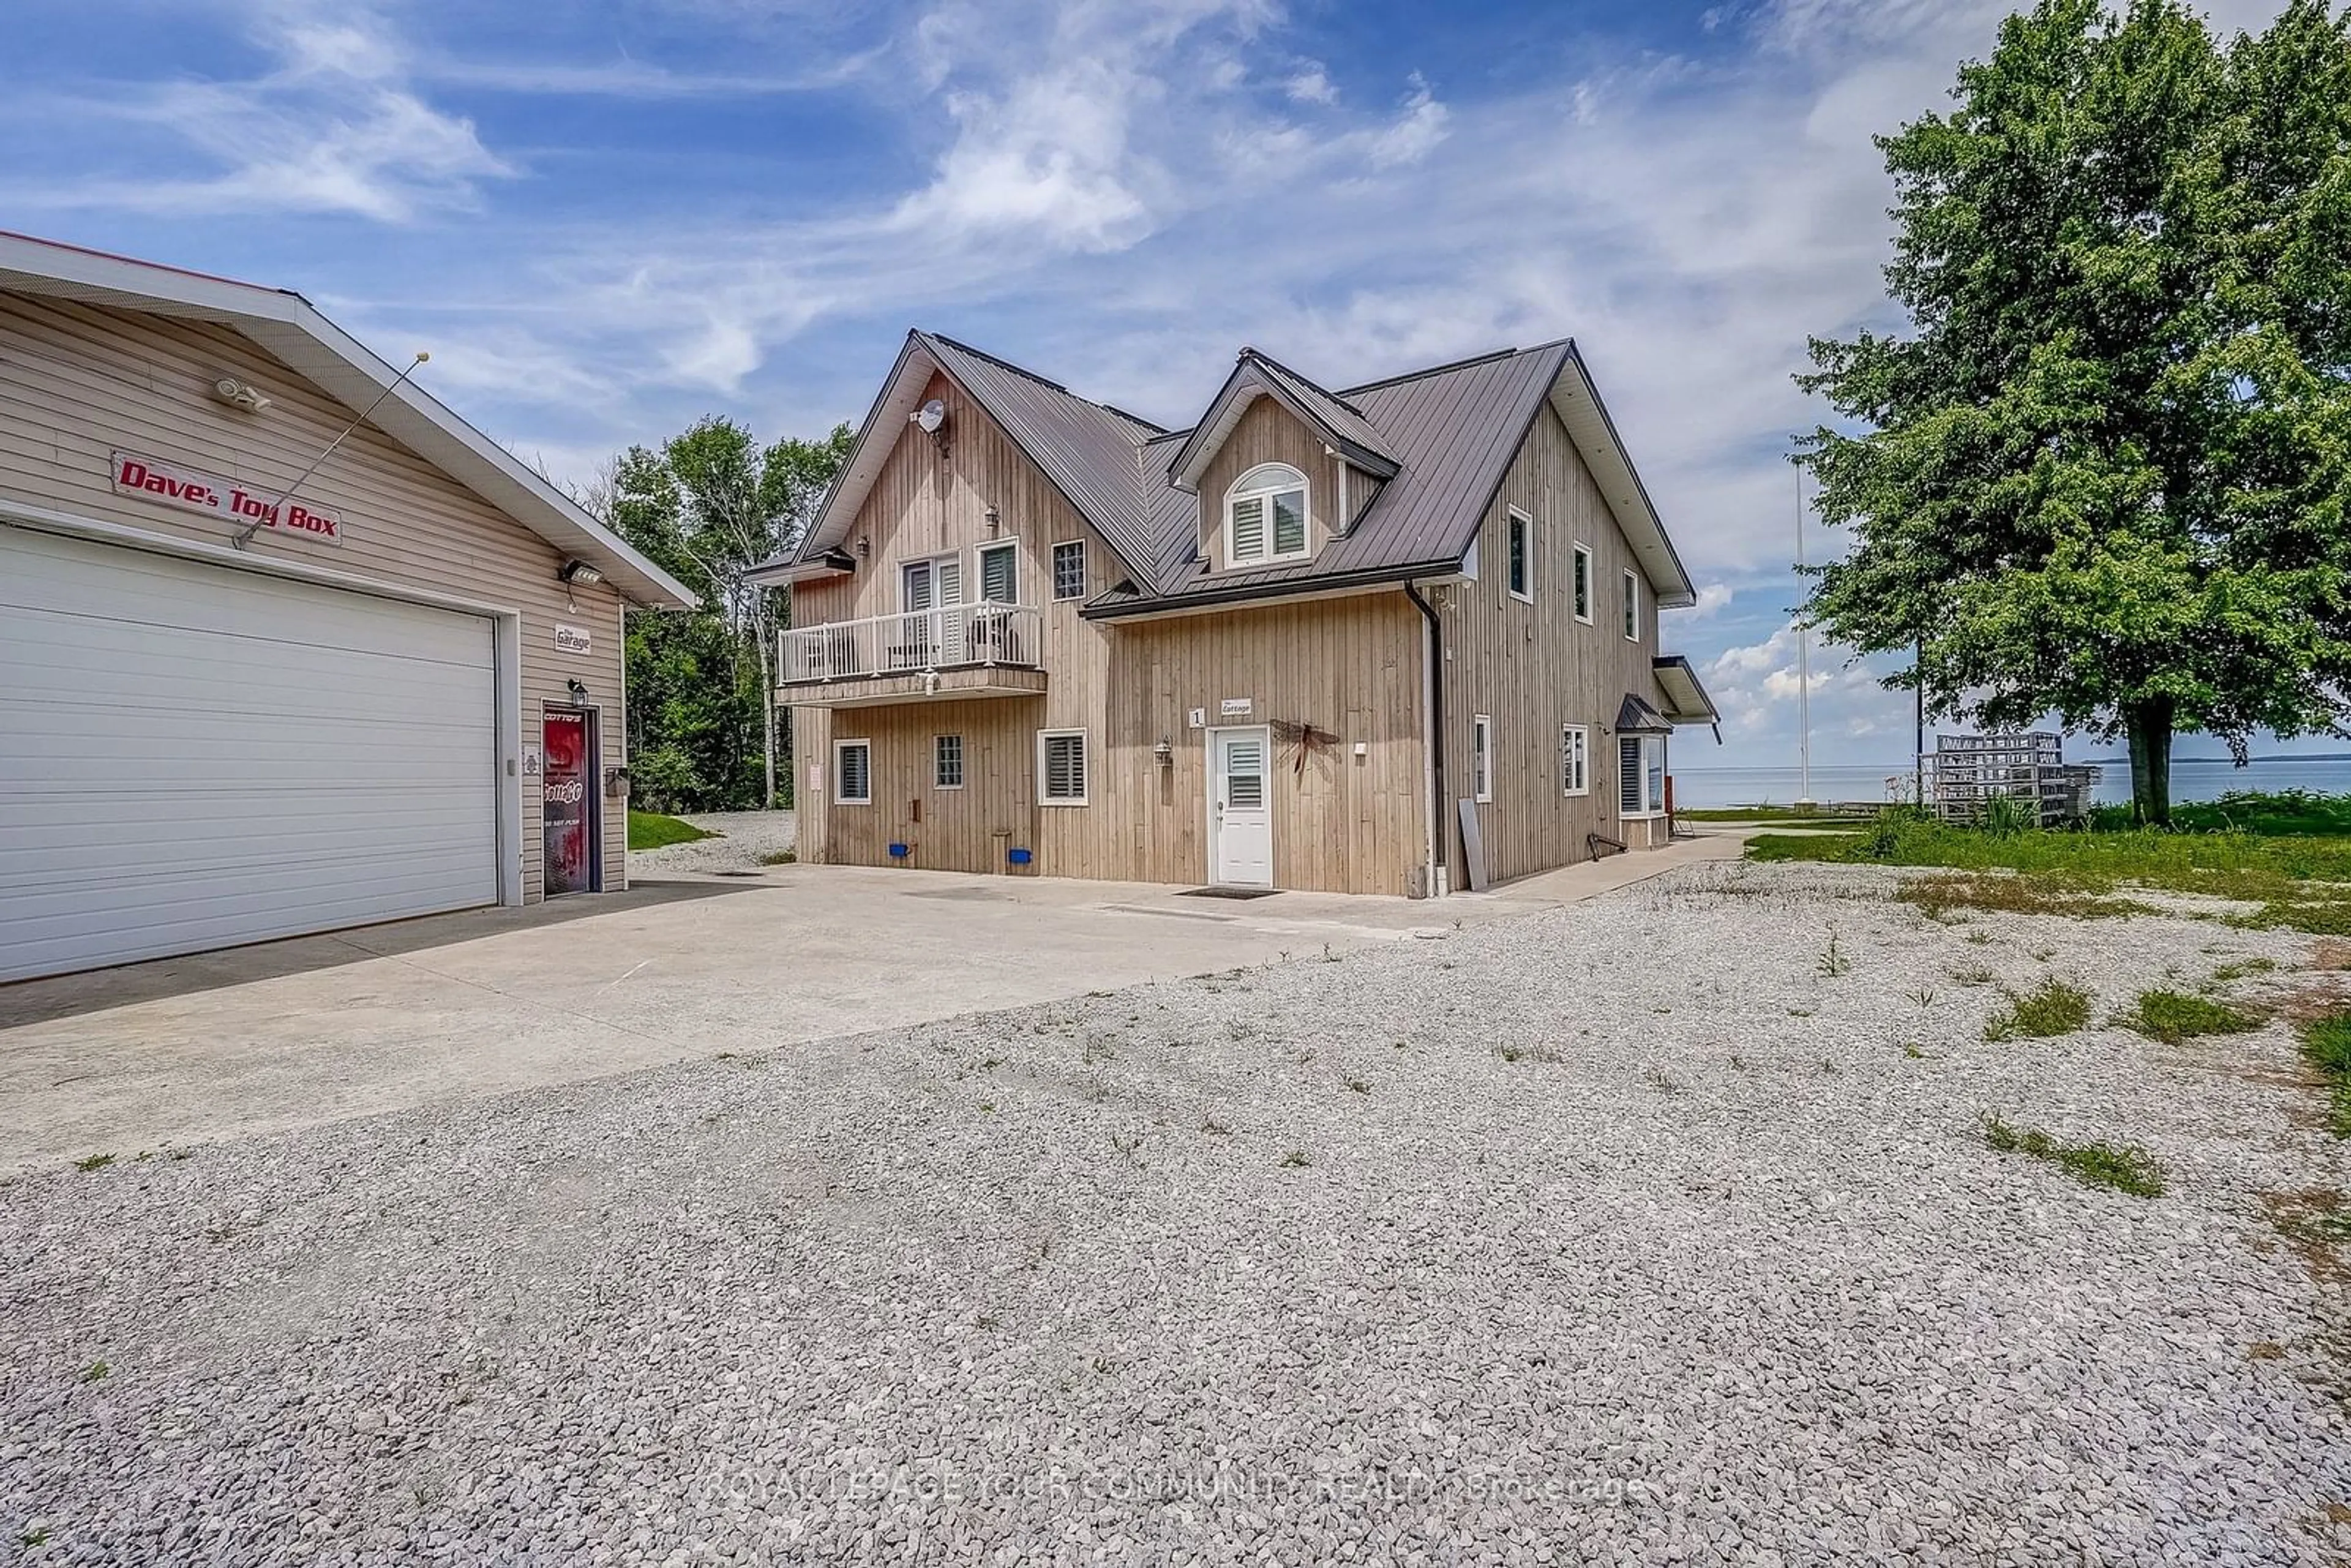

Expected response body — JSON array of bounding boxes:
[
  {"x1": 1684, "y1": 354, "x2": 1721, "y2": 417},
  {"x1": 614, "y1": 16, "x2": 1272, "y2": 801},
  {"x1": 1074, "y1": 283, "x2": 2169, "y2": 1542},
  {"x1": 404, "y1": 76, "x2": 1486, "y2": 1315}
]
[
  {"x1": 1796, "y1": 469, "x2": 1813, "y2": 806},
  {"x1": 233, "y1": 351, "x2": 429, "y2": 549}
]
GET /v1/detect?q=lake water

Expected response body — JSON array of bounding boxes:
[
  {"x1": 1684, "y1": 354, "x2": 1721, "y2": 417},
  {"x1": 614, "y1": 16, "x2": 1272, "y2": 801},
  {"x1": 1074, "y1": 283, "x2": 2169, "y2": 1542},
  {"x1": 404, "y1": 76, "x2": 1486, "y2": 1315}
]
[{"x1": 1671, "y1": 756, "x2": 2351, "y2": 809}]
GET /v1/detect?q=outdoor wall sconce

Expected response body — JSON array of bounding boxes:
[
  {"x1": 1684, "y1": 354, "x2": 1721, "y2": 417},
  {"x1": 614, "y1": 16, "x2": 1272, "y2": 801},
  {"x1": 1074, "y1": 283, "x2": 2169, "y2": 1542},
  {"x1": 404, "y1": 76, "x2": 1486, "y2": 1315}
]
[
  {"x1": 1153, "y1": 738, "x2": 1174, "y2": 766},
  {"x1": 857, "y1": 534, "x2": 871, "y2": 557},
  {"x1": 566, "y1": 678, "x2": 590, "y2": 708},
  {"x1": 984, "y1": 506, "x2": 1001, "y2": 534},
  {"x1": 557, "y1": 559, "x2": 602, "y2": 587}
]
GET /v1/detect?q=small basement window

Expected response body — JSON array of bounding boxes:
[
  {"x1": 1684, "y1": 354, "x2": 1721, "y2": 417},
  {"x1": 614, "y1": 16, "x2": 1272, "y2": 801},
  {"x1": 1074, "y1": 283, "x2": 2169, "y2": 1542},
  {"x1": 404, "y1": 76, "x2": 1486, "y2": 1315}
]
[
  {"x1": 935, "y1": 733, "x2": 964, "y2": 789},
  {"x1": 1051, "y1": 540, "x2": 1085, "y2": 601},
  {"x1": 1039, "y1": 729, "x2": 1089, "y2": 806},
  {"x1": 1507, "y1": 509, "x2": 1532, "y2": 602},
  {"x1": 1561, "y1": 724, "x2": 1589, "y2": 796},
  {"x1": 1471, "y1": 714, "x2": 1493, "y2": 803},
  {"x1": 834, "y1": 738, "x2": 872, "y2": 806}
]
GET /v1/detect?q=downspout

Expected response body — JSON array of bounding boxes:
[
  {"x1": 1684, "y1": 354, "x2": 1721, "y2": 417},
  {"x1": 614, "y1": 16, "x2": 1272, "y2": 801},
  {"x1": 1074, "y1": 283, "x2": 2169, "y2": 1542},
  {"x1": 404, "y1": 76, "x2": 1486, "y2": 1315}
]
[{"x1": 1404, "y1": 579, "x2": 1446, "y2": 897}]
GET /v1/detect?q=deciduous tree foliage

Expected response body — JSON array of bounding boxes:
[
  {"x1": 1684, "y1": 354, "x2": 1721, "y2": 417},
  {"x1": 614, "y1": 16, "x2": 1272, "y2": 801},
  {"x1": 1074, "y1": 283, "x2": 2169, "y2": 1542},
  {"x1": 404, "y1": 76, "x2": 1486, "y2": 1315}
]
[
  {"x1": 597, "y1": 419, "x2": 853, "y2": 811},
  {"x1": 1796, "y1": 0, "x2": 2351, "y2": 823}
]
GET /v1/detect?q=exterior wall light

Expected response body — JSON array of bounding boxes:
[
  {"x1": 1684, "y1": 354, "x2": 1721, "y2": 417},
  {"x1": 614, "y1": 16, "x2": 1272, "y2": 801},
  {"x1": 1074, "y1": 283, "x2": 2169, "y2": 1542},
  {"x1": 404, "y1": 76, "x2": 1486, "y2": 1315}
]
[
  {"x1": 1153, "y1": 738, "x2": 1174, "y2": 765},
  {"x1": 558, "y1": 559, "x2": 603, "y2": 587},
  {"x1": 566, "y1": 678, "x2": 590, "y2": 708}
]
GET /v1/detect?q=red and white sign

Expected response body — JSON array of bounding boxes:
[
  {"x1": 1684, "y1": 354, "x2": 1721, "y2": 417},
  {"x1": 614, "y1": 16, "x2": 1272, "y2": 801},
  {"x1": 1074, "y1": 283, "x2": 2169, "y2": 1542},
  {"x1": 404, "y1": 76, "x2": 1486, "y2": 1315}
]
[{"x1": 109, "y1": 451, "x2": 346, "y2": 546}]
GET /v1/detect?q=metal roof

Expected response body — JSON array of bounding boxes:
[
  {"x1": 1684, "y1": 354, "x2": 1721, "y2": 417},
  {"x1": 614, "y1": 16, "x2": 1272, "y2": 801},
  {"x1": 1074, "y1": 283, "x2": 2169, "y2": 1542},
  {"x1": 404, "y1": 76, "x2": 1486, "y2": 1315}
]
[
  {"x1": 1164, "y1": 349, "x2": 1400, "y2": 495},
  {"x1": 766, "y1": 326, "x2": 1697, "y2": 617},
  {"x1": 1652, "y1": 655, "x2": 1722, "y2": 728},
  {"x1": 0, "y1": 230, "x2": 697, "y2": 609}
]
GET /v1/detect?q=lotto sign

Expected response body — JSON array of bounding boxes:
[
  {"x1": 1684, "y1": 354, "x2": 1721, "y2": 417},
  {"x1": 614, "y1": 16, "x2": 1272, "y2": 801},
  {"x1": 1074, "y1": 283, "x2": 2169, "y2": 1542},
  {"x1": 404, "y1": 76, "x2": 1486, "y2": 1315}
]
[{"x1": 110, "y1": 452, "x2": 345, "y2": 545}]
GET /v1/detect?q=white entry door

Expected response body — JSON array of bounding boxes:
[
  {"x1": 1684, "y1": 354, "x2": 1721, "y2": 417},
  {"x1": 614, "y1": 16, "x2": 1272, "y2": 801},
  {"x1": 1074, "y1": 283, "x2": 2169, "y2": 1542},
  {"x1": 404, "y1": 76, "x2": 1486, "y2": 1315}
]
[{"x1": 1209, "y1": 727, "x2": 1273, "y2": 887}]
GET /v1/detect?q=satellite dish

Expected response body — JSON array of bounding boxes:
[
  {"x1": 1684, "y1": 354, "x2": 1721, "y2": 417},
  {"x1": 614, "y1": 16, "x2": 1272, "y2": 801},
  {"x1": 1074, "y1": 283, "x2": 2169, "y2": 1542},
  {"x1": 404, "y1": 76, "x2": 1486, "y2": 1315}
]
[{"x1": 915, "y1": 399, "x2": 947, "y2": 433}]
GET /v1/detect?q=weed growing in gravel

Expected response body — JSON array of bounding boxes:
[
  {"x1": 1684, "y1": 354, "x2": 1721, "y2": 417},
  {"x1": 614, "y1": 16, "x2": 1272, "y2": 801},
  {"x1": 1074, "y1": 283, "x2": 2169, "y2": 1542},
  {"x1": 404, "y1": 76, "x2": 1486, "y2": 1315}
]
[
  {"x1": 2205, "y1": 958, "x2": 2279, "y2": 987},
  {"x1": 1343, "y1": 1076, "x2": 1370, "y2": 1094},
  {"x1": 1900, "y1": 873, "x2": 2154, "y2": 921},
  {"x1": 2299, "y1": 1012, "x2": 2351, "y2": 1138},
  {"x1": 1982, "y1": 1114, "x2": 2168, "y2": 1197},
  {"x1": 73, "y1": 1153, "x2": 113, "y2": 1172},
  {"x1": 1819, "y1": 1057, "x2": 1838, "y2": 1075},
  {"x1": 2118, "y1": 990, "x2": 2262, "y2": 1046},
  {"x1": 1280, "y1": 1150, "x2": 1311, "y2": 1169},
  {"x1": 759, "y1": 848, "x2": 797, "y2": 866},
  {"x1": 977, "y1": 1102, "x2": 996, "y2": 1114},
  {"x1": 1200, "y1": 1118, "x2": 1232, "y2": 1136},
  {"x1": 1494, "y1": 1043, "x2": 1562, "y2": 1065},
  {"x1": 1817, "y1": 928, "x2": 1851, "y2": 977},
  {"x1": 1729, "y1": 1053, "x2": 1749, "y2": 1070},
  {"x1": 1903, "y1": 1043, "x2": 1926, "y2": 1059},
  {"x1": 20, "y1": 1529, "x2": 48, "y2": 1549},
  {"x1": 976, "y1": 1313, "x2": 1001, "y2": 1330},
  {"x1": 1907, "y1": 987, "x2": 1937, "y2": 1007},
  {"x1": 1984, "y1": 978, "x2": 2094, "y2": 1042},
  {"x1": 1109, "y1": 1133, "x2": 1143, "y2": 1161},
  {"x1": 1787, "y1": 1007, "x2": 1815, "y2": 1018},
  {"x1": 1643, "y1": 1067, "x2": 1683, "y2": 1096},
  {"x1": 79, "y1": 1360, "x2": 108, "y2": 1383},
  {"x1": 1082, "y1": 1039, "x2": 1116, "y2": 1065},
  {"x1": 1948, "y1": 964, "x2": 1997, "y2": 986}
]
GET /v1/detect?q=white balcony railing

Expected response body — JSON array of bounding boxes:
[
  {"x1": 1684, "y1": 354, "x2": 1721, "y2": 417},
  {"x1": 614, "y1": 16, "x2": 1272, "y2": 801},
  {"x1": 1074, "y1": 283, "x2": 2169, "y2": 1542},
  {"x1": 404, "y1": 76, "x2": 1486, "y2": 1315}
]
[{"x1": 779, "y1": 604, "x2": 1043, "y2": 686}]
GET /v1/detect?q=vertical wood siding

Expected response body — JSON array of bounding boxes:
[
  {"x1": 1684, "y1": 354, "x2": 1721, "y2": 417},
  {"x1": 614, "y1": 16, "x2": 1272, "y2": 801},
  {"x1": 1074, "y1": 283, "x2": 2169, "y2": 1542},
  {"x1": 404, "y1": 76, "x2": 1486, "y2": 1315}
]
[
  {"x1": 789, "y1": 375, "x2": 1428, "y2": 893},
  {"x1": 0, "y1": 292, "x2": 628, "y2": 899},
  {"x1": 1438, "y1": 400, "x2": 1670, "y2": 884}
]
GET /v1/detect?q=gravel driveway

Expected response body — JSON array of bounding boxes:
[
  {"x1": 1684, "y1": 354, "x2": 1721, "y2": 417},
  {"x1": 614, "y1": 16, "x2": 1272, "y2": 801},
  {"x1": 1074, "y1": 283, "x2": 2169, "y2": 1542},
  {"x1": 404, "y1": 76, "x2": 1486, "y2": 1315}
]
[
  {"x1": 4, "y1": 861, "x2": 2346, "y2": 1564},
  {"x1": 628, "y1": 810, "x2": 795, "y2": 875}
]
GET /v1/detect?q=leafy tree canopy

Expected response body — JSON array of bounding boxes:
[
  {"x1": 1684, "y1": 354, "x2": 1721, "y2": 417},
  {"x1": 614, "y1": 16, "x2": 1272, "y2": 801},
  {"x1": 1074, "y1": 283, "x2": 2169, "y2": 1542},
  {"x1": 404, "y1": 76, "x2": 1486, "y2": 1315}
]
[{"x1": 1798, "y1": 0, "x2": 2351, "y2": 822}]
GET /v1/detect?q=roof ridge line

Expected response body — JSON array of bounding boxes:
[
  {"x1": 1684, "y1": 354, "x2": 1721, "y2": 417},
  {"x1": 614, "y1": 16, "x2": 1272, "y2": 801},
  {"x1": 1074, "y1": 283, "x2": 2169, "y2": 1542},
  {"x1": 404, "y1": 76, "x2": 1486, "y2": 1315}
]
[
  {"x1": 1239, "y1": 345, "x2": 1371, "y2": 419},
  {"x1": 922, "y1": 330, "x2": 1168, "y2": 439},
  {"x1": 1340, "y1": 338, "x2": 1572, "y2": 397}
]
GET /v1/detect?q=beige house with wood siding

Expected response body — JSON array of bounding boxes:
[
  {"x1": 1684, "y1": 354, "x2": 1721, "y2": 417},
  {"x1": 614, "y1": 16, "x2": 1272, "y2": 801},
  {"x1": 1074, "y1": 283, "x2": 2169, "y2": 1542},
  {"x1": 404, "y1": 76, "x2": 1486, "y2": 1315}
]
[
  {"x1": 752, "y1": 330, "x2": 1717, "y2": 897},
  {"x1": 0, "y1": 233, "x2": 694, "y2": 982}
]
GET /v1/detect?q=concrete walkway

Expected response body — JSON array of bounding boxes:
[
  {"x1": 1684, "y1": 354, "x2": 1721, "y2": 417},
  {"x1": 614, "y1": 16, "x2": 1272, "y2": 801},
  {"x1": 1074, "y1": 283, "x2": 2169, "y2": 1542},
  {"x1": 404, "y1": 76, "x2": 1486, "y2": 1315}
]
[{"x1": 0, "y1": 835, "x2": 1738, "y2": 1172}]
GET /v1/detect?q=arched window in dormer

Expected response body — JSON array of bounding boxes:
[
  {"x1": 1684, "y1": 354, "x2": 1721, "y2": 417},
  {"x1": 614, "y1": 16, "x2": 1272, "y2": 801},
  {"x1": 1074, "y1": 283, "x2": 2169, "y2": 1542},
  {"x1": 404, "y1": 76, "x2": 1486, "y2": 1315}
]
[{"x1": 1224, "y1": 463, "x2": 1311, "y2": 566}]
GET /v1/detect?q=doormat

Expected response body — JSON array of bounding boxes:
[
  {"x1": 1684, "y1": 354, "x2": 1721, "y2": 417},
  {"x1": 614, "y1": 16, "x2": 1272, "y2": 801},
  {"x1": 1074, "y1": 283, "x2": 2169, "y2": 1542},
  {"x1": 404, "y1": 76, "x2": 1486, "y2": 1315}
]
[{"x1": 1177, "y1": 887, "x2": 1280, "y2": 900}]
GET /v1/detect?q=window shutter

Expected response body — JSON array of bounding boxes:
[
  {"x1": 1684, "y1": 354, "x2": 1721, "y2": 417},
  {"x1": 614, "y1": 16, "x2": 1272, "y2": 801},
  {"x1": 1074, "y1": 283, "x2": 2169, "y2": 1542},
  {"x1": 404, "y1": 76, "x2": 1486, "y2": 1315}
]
[
  {"x1": 1230, "y1": 495, "x2": 1265, "y2": 560},
  {"x1": 1619, "y1": 737, "x2": 1641, "y2": 814},
  {"x1": 1044, "y1": 733, "x2": 1086, "y2": 801},
  {"x1": 839, "y1": 743, "x2": 870, "y2": 801},
  {"x1": 936, "y1": 558, "x2": 962, "y2": 606},
  {"x1": 1272, "y1": 490, "x2": 1307, "y2": 555},
  {"x1": 980, "y1": 546, "x2": 1014, "y2": 604}
]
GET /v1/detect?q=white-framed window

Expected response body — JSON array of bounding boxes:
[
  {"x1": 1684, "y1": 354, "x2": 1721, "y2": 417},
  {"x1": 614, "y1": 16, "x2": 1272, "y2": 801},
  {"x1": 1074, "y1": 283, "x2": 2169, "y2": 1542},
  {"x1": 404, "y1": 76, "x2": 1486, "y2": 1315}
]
[
  {"x1": 1470, "y1": 714, "x2": 1493, "y2": 803},
  {"x1": 1572, "y1": 544, "x2": 1593, "y2": 623},
  {"x1": 901, "y1": 553, "x2": 961, "y2": 613},
  {"x1": 1224, "y1": 462, "x2": 1310, "y2": 566},
  {"x1": 934, "y1": 733, "x2": 964, "y2": 789},
  {"x1": 1038, "y1": 729, "x2": 1089, "y2": 806},
  {"x1": 1619, "y1": 734, "x2": 1665, "y2": 818},
  {"x1": 1507, "y1": 509, "x2": 1532, "y2": 602},
  {"x1": 1561, "y1": 724, "x2": 1589, "y2": 796},
  {"x1": 978, "y1": 540, "x2": 1019, "y2": 604},
  {"x1": 834, "y1": 738, "x2": 872, "y2": 806},
  {"x1": 1622, "y1": 568, "x2": 1640, "y2": 641},
  {"x1": 1051, "y1": 540, "x2": 1085, "y2": 601}
]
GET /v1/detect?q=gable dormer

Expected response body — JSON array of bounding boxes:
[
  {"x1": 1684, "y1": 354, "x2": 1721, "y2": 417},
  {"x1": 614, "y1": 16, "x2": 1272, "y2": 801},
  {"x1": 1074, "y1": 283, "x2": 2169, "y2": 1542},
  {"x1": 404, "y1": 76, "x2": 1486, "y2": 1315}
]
[{"x1": 1167, "y1": 350, "x2": 1400, "y2": 574}]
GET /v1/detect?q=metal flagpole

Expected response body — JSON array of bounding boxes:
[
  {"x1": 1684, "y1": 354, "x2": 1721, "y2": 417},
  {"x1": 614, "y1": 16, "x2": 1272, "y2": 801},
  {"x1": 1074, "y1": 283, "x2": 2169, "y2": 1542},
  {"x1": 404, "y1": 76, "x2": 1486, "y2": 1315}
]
[{"x1": 1796, "y1": 470, "x2": 1813, "y2": 806}]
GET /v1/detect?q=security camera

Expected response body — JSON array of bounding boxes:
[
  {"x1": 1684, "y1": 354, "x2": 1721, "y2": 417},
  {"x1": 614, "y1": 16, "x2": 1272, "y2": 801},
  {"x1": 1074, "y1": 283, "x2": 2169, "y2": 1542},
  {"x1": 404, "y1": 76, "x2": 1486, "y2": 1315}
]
[{"x1": 211, "y1": 377, "x2": 272, "y2": 413}]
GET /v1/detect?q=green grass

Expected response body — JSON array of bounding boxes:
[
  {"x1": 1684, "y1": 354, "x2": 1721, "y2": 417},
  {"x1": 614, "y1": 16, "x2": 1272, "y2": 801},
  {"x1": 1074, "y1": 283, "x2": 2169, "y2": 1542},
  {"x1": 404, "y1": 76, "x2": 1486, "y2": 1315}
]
[
  {"x1": 1983, "y1": 1114, "x2": 2168, "y2": 1198},
  {"x1": 2109, "y1": 789, "x2": 2351, "y2": 838},
  {"x1": 1984, "y1": 977, "x2": 2093, "y2": 1042},
  {"x1": 2117, "y1": 989, "x2": 2262, "y2": 1045},
  {"x1": 1747, "y1": 810, "x2": 2351, "y2": 933},
  {"x1": 2302, "y1": 1011, "x2": 2351, "y2": 1138},
  {"x1": 626, "y1": 810, "x2": 716, "y2": 851}
]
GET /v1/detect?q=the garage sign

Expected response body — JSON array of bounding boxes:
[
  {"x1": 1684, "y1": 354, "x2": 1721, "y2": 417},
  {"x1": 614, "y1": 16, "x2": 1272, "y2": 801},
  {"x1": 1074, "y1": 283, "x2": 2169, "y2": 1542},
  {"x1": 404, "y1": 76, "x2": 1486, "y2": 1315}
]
[{"x1": 110, "y1": 451, "x2": 345, "y2": 546}]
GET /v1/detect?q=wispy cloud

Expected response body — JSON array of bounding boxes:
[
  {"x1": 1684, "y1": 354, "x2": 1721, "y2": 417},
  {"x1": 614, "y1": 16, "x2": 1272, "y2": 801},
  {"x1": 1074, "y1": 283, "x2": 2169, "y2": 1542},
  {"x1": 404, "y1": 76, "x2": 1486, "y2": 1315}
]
[{"x1": 6, "y1": 0, "x2": 510, "y2": 221}]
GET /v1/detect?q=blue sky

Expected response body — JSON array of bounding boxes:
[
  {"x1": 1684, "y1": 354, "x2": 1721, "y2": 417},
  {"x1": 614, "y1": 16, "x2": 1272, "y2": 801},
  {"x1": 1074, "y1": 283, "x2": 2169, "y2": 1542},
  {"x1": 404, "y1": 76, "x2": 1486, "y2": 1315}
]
[{"x1": 1, "y1": 0, "x2": 2307, "y2": 770}]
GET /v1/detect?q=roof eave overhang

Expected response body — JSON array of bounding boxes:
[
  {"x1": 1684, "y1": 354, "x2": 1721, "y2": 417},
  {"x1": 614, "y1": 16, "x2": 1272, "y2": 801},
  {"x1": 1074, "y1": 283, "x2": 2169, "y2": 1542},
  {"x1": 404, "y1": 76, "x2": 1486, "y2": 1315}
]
[
  {"x1": 1550, "y1": 344, "x2": 1696, "y2": 609},
  {"x1": 745, "y1": 547, "x2": 855, "y2": 588},
  {"x1": 1079, "y1": 557, "x2": 1457, "y2": 621},
  {"x1": 1652, "y1": 655, "x2": 1723, "y2": 726},
  {"x1": 0, "y1": 233, "x2": 697, "y2": 610}
]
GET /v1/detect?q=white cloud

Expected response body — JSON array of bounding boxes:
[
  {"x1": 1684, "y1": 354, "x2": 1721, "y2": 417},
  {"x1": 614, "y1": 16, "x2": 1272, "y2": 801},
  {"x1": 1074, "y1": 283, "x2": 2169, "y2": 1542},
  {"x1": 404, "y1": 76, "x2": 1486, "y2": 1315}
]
[
  {"x1": 1684, "y1": 583, "x2": 1734, "y2": 619},
  {"x1": 1284, "y1": 64, "x2": 1337, "y2": 105},
  {"x1": 1367, "y1": 73, "x2": 1449, "y2": 168}
]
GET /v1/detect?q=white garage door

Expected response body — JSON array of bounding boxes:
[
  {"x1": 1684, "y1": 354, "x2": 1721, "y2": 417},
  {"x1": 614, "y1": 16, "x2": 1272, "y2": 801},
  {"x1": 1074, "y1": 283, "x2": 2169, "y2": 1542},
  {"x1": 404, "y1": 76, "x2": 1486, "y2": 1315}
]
[{"x1": 0, "y1": 524, "x2": 500, "y2": 983}]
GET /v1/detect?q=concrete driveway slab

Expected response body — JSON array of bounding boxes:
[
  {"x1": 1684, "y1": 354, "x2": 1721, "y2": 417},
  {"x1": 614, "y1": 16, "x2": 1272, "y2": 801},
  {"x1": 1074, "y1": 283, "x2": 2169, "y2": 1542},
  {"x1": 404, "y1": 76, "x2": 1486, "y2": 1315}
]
[{"x1": 0, "y1": 838, "x2": 1736, "y2": 1172}]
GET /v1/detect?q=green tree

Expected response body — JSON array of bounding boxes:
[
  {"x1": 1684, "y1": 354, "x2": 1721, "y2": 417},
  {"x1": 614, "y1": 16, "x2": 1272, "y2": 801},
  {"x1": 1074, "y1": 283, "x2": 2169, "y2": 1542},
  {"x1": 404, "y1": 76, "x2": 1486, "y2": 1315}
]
[
  {"x1": 1796, "y1": 0, "x2": 2351, "y2": 823},
  {"x1": 593, "y1": 419, "x2": 853, "y2": 811}
]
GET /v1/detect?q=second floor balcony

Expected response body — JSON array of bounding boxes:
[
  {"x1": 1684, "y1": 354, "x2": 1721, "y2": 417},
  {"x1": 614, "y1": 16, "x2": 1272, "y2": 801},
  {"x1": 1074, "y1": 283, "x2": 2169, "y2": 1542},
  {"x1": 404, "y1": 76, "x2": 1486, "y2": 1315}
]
[{"x1": 776, "y1": 603, "x2": 1047, "y2": 708}]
